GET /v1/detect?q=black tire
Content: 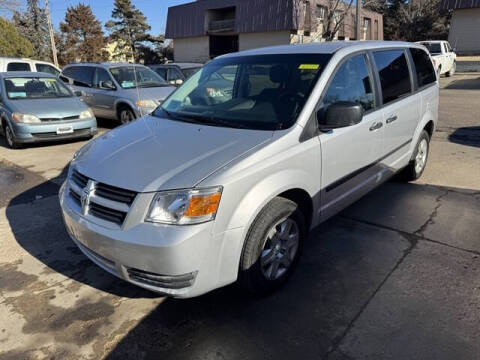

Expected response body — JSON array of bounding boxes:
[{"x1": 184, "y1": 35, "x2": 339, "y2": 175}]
[
  {"x1": 402, "y1": 130, "x2": 430, "y2": 182},
  {"x1": 4, "y1": 123, "x2": 21, "y2": 149},
  {"x1": 446, "y1": 62, "x2": 456, "y2": 77},
  {"x1": 117, "y1": 106, "x2": 136, "y2": 124},
  {"x1": 239, "y1": 197, "x2": 306, "y2": 296}
]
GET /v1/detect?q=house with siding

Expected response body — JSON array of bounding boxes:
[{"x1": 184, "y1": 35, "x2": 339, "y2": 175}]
[
  {"x1": 441, "y1": 0, "x2": 480, "y2": 55},
  {"x1": 165, "y1": 0, "x2": 383, "y2": 63}
]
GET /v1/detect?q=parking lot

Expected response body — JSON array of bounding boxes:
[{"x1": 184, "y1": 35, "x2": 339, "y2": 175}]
[{"x1": 0, "y1": 73, "x2": 479, "y2": 360}]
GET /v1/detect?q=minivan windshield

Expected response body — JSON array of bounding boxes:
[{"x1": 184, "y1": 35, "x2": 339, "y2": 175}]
[
  {"x1": 110, "y1": 66, "x2": 168, "y2": 89},
  {"x1": 420, "y1": 42, "x2": 442, "y2": 55},
  {"x1": 5, "y1": 77, "x2": 73, "y2": 99},
  {"x1": 157, "y1": 54, "x2": 331, "y2": 130}
]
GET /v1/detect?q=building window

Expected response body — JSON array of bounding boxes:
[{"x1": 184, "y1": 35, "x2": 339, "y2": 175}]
[
  {"x1": 363, "y1": 17, "x2": 371, "y2": 40},
  {"x1": 316, "y1": 5, "x2": 326, "y2": 20},
  {"x1": 334, "y1": 10, "x2": 344, "y2": 37},
  {"x1": 374, "y1": 20, "x2": 379, "y2": 40}
]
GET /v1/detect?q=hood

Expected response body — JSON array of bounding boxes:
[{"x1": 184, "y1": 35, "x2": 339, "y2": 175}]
[
  {"x1": 74, "y1": 115, "x2": 273, "y2": 192},
  {"x1": 122, "y1": 86, "x2": 176, "y2": 102},
  {"x1": 10, "y1": 97, "x2": 88, "y2": 118}
]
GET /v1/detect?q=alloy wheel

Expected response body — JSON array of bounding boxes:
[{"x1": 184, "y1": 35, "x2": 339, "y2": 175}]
[
  {"x1": 415, "y1": 138, "x2": 428, "y2": 174},
  {"x1": 260, "y1": 217, "x2": 300, "y2": 281}
]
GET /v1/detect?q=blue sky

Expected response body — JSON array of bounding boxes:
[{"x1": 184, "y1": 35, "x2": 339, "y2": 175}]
[{"x1": 9, "y1": 0, "x2": 192, "y2": 36}]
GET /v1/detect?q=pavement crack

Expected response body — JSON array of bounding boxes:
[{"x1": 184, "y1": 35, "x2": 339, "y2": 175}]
[
  {"x1": 413, "y1": 189, "x2": 450, "y2": 238},
  {"x1": 322, "y1": 226, "x2": 417, "y2": 360}
]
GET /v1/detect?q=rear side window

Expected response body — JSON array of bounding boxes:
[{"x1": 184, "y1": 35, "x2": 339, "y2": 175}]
[
  {"x1": 373, "y1": 50, "x2": 412, "y2": 105},
  {"x1": 36, "y1": 63, "x2": 60, "y2": 76},
  {"x1": 153, "y1": 67, "x2": 167, "y2": 80},
  {"x1": 7, "y1": 62, "x2": 31, "y2": 71},
  {"x1": 410, "y1": 48, "x2": 436, "y2": 88},
  {"x1": 323, "y1": 53, "x2": 375, "y2": 112},
  {"x1": 62, "y1": 66, "x2": 94, "y2": 87}
]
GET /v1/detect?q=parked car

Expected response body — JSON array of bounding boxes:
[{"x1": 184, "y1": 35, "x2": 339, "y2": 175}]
[
  {"x1": 60, "y1": 41, "x2": 438, "y2": 298},
  {"x1": 416, "y1": 40, "x2": 456, "y2": 77},
  {"x1": 0, "y1": 57, "x2": 61, "y2": 75},
  {"x1": 149, "y1": 63, "x2": 203, "y2": 86},
  {"x1": 0, "y1": 72, "x2": 97, "y2": 149},
  {"x1": 61, "y1": 63, "x2": 176, "y2": 123}
]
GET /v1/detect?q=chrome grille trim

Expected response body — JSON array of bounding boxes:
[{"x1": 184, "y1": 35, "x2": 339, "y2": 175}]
[{"x1": 68, "y1": 169, "x2": 137, "y2": 227}]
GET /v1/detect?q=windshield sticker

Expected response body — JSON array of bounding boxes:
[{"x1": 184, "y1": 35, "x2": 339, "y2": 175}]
[
  {"x1": 8, "y1": 92, "x2": 27, "y2": 98},
  {"x1": 298, "y1": 64, "x2": 320, "y2": 70},
  {"x1": 122, "y1": 81, "x2": 135, "y2": 88}
]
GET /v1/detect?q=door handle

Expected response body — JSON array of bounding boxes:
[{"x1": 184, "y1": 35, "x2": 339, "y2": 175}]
[
  {"x1": 369, "y1": 122, "x2": 383, "y2": 131},
  {"x1": 386, "y1": 115, "x2": 398, "y2": 124}
]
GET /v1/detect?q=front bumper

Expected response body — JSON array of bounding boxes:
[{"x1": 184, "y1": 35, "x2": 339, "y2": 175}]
[
  {"x1": 12, "y1": 118, "x2": 97, "y2": 143},
  {"x1": 59, "y1": 182, "x2": 243, "y2": 298}
]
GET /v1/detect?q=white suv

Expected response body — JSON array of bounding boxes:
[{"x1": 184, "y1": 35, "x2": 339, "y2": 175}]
[{"x1": 60, "y1": 41, "x2": 439, "y2": 298}]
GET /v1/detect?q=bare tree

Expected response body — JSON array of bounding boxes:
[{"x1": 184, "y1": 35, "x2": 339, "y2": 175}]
[
  {"x1": 310, "y1": 0, "x2": 354, "y2": 41},
  {"x1": 0, "y1": 0, "x2": 21, "y2": 13}
]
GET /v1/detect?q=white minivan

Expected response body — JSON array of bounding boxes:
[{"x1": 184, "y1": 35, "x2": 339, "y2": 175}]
[
  {"x1": 60, "y1": 41, "x2": 439, "y2": 298},
  {"x1": 0, "y1": 57, "x2": 61, "y2": 75}
]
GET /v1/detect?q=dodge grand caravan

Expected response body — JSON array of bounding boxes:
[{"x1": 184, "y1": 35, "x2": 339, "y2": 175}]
[{"x1": 60, "y1": 41, "x2": 439, "y2": 298}]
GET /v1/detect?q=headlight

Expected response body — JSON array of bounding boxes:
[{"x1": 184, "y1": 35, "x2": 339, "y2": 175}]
[
  {"x1": 136, "y1": 99, "x2": 157, "y2": 108},
  {"x1": 79, "y1": 108, "x2": 94, "y2": 119},
  {"x1": 12, "y1": 113, "x2": 41, "y2": 123},
  {"x1": 146, "y1": 187, "x2": 222, "y2": 225}
]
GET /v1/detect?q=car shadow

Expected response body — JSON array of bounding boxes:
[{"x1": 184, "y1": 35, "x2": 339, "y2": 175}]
[
  {"x1": 444, "y1": 76, "x2": 480, "y2": 90},
  {"x1": 448, "y1": 126, "x2": 480, "y2": 148},
  {"x1": 5, "y1": 162, "x2": 157, "y2": 299}
]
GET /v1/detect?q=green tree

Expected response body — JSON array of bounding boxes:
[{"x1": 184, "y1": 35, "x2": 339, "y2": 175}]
[
  {"x1": 363, "y1": 0, "x2": 450, "y2": 41},
  {"x1": 0, "y1": 16, "x2": 34, "y2": 57},
  {"x1": 105, "y1": 0, "x2": 152, "y2": 62},
  {"x1": 58, "y1": 3, "x2": 108, "y2": 65},
  {"x1": 13, "y1": 0, "x2": 50, "y2": 61}
]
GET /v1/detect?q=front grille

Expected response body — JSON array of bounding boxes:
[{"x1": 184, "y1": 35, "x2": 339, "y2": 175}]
[
  {"x1": 70, "y1": 189, "x2": 81, "y2": 205},
  {"x1": 40, "y1": 115, "x2": 79, "y2": 122},
  {"x1": 68, "y1": 169, "x2": 137, "y2": 227},
  {"x1": 127, "y1": 268, "x2": 197, "y2": 290},
  {"x1": 95, "y1": 183, "x2": 136, "y2": 205},
  {"x1": 89, "y1": 202, "x2": 126, "y2": 225},
  {"x1": 72, "y1": 170, "x2": 88, "y2": 188}
]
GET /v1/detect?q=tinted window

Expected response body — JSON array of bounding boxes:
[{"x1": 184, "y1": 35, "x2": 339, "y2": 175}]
[
  {"x1": 36, "y1": 63, "x2": 60, "y2": 76},
  {"x1": 420, "y1": 42, "x2": 442, "y2": 55},
  {"x1": 167, "y1": 68, "x2": 183, "y2": 82},
  {"x1": 93, "y1": 68, "x2": 113, "y2": 88},
  {"x1": 410, "y1": 48, "x2": 436, "y2": 88},
  {"x1": 323, "y1": 54, "x2": 374, "y2": 111},
  {"x1": 373, "y1": 50, "x2": 412, "y2": 104},
  {"x1": 152, "y1": 67, "x2": 167, "y2": 80},
  {"x1": 7, "y1": 62, "x2": 31, "y2": 71},
  {"x1": 62, "y1": 66, "x2": 94, "y2": 87},
  {"x1": 159, "y1": 54, "x2": 331, "y2": 131}
]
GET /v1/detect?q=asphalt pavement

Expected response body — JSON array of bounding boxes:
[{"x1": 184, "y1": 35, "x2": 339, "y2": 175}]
[{"x1": 0, "y1": 75, "x2": 479, "y2": 360}]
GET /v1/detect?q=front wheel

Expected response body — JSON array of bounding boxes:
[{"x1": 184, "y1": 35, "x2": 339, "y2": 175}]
[
  {"x1": 118, "y1": 106, "x2": 136, "y2": 124},
  {"x1": 402, "y1": 130, "x2": 430, "y2": 181},
  {"x1": 5, "y1": 124, "x2": 21, "y2": 149},
  {"x1": 239, "y1": 197, "x2": 305, "y2": 296}
]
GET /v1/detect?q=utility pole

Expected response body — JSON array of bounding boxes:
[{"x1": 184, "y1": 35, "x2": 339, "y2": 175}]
[
  {"x1": 356, "y1": 0, "x2": 362, "y2": 41},
  {"x1": 44, "y1": 0, "x2": 59, "y2": 67}
]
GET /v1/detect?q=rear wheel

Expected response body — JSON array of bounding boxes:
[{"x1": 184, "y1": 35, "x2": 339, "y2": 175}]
[
  {"x1": 402, "y1": 130, "x2": 430, "y2": 181},
  {"x1": 239, "y1": 197, "x2": 305, "y2": 296},
  {"x1": 5, "y1": 124, "x2": 21, "y2": 149},
  {"x1": 446, "y1": 61, "x2": 456, "y2": 77},
  {"x1": 117, "y1": 106, "x2": 136, "y2": 124}
]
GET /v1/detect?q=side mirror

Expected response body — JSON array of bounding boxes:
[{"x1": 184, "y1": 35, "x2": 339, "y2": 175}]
[
  {"x1": 100, "y1": 81, "x2": 116, "y2": 90},
  {"x1": 175, "y1": 79, "x2": 184, "y2": 86},
  {"x1": 74, "y1": 90, "x2": 86, "y2": 97},
  {"x1": 317, "y1": 101, "x2": 364, "y2": 130}
]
